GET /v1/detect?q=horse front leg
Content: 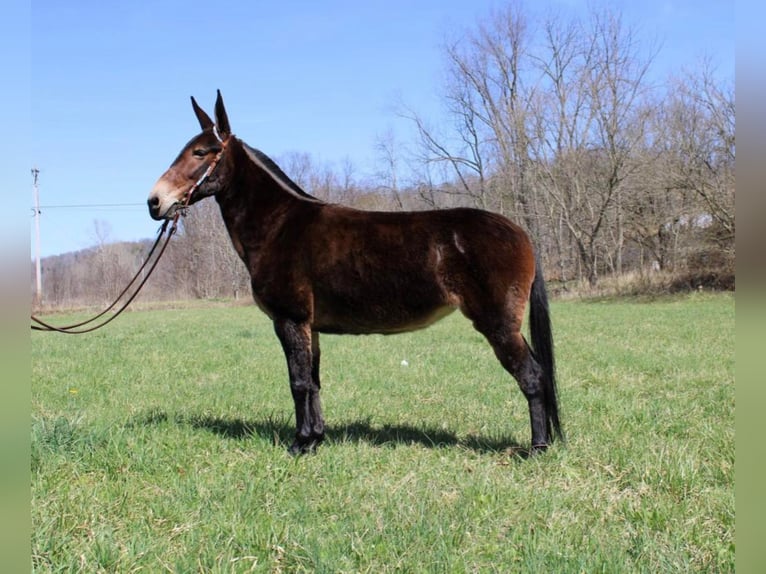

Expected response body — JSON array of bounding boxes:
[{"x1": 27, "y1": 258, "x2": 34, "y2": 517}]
[
  {"x1": 274, "y1": 318, "x2": 323, "y2": 455},
  {"x1": 309, "y1": 331, "x2": 326, "y2": 445}
]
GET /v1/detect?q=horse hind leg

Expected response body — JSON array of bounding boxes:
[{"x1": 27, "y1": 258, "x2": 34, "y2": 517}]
[{"x1": 477, "y1": 322, "x2": 552, "y2": 453}]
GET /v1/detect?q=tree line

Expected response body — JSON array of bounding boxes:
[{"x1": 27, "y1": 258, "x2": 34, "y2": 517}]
[{"x1": 33, "y1": 3, "x2": 733, "y2": 309}]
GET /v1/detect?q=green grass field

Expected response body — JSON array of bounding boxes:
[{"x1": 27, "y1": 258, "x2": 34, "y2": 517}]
[{"x1": 31, "y1": 293, "x2": 734, "y2": 573}]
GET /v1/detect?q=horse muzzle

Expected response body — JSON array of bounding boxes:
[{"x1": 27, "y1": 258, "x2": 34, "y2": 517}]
[
  {"x1": 147, "y1": 197, "x2": 184, "y2": 221},
  {"x1": 148, "y1": 180, "x2": 186, "y2": 220}
]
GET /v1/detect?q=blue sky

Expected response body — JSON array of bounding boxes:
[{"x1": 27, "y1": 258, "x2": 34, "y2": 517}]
[{"x1": 16, "y1": 0, "x2": 734, "y2": 258}]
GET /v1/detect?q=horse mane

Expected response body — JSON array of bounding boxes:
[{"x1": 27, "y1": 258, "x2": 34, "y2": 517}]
[{"x1": 240, "y1": 141, "x2": 324, "y2": 203}]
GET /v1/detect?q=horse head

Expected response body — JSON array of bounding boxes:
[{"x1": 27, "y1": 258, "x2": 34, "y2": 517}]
[{"x1": 147, "y1": 90, "x2": 232, "y2": 220}]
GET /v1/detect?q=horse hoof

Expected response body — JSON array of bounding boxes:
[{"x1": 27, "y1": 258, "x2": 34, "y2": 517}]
[
  {"x1": 529, "y1": 443, "x2": 549, "y2": 455},
  {"x1": 287, "y1": 442, "x2": 312, "y2": 456},
  {"x1": 288, "y1": 437, "x2": 323, "y2": 456}
]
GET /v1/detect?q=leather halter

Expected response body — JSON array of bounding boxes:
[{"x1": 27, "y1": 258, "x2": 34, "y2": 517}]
[{"x1": 180, "y1": 126, "x2": 230, "y2": 210}]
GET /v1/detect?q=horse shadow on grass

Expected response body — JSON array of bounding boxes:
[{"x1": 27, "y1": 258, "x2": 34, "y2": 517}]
[{"x1": 130, "y1": 408, "x2": 532, "y2": 458}]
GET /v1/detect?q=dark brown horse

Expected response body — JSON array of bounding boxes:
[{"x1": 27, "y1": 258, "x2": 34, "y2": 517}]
[{"x1": 148, "y1": 91, "x2": 562, "y2": 455}]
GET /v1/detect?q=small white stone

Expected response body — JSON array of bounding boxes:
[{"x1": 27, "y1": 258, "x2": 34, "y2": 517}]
[{"x1": 400, "y1": 360, "x2": 409, "y2": 367}]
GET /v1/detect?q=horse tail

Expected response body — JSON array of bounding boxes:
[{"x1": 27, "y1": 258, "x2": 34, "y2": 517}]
[{"x1": 528, "y1": 258, "x2": 563, "y2": 442}]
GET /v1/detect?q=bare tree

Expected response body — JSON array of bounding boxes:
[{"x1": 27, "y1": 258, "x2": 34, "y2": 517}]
[
  {"x1": 373, "y1": 128, "x2": 406, "y2": 209},
  {"x1": 277, "y1": 151, "x2": 314, "y2": 191},
  {"x1": 618, "y1": 61, "x2": 734, "y2": 280},
  {"x1": 174, "y1": 201, "x2": 250, "y2": 299},
  {"x1": 534, "y1": 9, "x2": 654, "y2": 285},
  {"x1": 91, "y1": 219, "x2": 134, "y2": 304},
  {"x1": 402, "y1": 99, "x2": 492, "y2": 210},
  {"x1": 403, "y1": 3, "x2": 539, "y2": 224},
  {"x1": 527, "y1": 12, "x2": 598, "y2": 280},
  {"x1": 341, "y1": 157, "x2": 362, "y2": 204},
  {"x1": 666, "y1": 62, "x2": 735, "y2": 246},
  {"x1": 622, "y1": 98, "x2": 694, "y2": 272}
]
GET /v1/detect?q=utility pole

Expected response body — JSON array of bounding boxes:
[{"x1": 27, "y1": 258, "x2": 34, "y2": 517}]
[{"x1": 32, "y1": 167, "x2": 42, "y2": 305}]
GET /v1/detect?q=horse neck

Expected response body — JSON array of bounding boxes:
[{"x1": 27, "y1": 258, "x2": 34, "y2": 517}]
[{"x1": 214, "y1": 139, "x2": 311, "y2": 252}]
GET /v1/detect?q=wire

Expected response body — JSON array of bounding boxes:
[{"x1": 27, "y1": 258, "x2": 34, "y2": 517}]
[{"x1": 37, "y1": 203, "x2": 145, "y2": 209}]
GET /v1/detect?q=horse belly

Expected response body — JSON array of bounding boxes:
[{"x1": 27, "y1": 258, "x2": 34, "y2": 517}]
[
  {"x1": 311, "y1": 269, "x2": 456, "y2": 335},
  {"x1": 314, "y1": 302, "x2": 456, "y2": 335}
]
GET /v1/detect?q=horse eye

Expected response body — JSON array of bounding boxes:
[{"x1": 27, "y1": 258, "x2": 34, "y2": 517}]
[{"x1": 192, "y1": 148, "x2": 208, "y2": 158}]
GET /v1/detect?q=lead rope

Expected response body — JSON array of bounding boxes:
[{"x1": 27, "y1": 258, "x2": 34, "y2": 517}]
[
  {"x1": 30, "y1": 218, "x2": 179, "y2": 333},
  {"x1": 30, "y1": 134, "x2": 229, "y2": 334}
]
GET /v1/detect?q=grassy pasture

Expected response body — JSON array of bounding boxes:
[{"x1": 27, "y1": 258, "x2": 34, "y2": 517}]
[{"x1": 31, "y1": 294, "x2": 734, "y2": 572}]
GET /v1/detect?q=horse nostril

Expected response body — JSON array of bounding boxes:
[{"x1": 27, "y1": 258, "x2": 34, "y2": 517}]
[{"x1": 148, "y1": 196, "x2": 160, "y2": 208}]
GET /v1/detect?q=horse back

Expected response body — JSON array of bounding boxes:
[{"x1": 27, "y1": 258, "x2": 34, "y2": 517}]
[{"x1": 290, "y1": 205, "x2": 536, "y2": 334}]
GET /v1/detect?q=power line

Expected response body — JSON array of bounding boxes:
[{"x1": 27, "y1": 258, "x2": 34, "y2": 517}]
[{"x1": 37, "y1": 202, "x2": 146, "y2": 209}]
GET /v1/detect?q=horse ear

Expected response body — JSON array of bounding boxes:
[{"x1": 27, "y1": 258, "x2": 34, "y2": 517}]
[
  {"x1": 191, "y1": 96, "x2": 214, "y2": 131},
  {"x1": 214, "y1": 89, "x2": 231, "y2": 137}
]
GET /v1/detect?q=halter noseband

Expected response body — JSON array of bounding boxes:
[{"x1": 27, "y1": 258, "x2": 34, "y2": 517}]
[{"x1": 180, "y1": 126, "x2": 231, "y2": 209}]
